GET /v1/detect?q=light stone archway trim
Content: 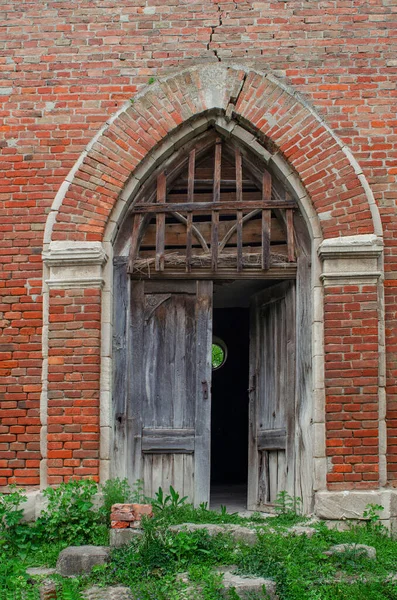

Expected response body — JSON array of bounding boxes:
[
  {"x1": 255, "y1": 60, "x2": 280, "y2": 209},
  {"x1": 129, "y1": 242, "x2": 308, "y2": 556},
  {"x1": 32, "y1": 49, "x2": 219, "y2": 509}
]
[{"x1": 38, "y1": 65, "x2": 391, "y2": 525}]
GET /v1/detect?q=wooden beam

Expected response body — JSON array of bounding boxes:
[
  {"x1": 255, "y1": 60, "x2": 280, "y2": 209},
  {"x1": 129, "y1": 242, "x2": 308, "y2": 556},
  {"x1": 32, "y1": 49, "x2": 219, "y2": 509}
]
[
  {"x1": 142, "y1": 215, "x2": 287, "y2": 248},
  {"x1": 213, "y1": 139, "x2": 222, "y2": 204},
  {"x1": 211, "y1": 210, "x2": 219, "y2": 271},
  {"x1": 128, "y1": 214, "x2": 142, "y2": 273},
  {"x1": 142, "y1": 428, "x2": 195, "y2": 454},
  {"x1": 188, "y1": 149, "x2": 195, "y2": 204},
  {"x1": 286, "y1": 208, "x2": 295, "y2": 262},
  {"x1": 235, "y1": 147, "x2": 242, "y2": 203},
  {"x1": 262, "y1": 210, "x2": 271, "y2": 270},
  {"x1": 212, "y1": 139, "x2": 222, "y2": 271},
  {"x1": 155, "y1": 172, "x2": 166, "y2": 271},
  {"x1": 235, "y1": 148, "x2": 243, "y2": 271},
  {"x1": 257, "y1": 428, "x2": 287, "y2": 451},
  {"x1": 186, "y1": 150, "x2": 195, "y2": 272},
  {"x1": 262, "y1": 171, "x2": 272, "y2": 270},
  {"x1": 131, "y1": 201, "x2": 296, "y2": 213},
  {"x1": 262, "y1": 170, "x2": 272, "y2": 201},
  {"x1": 168, "y1": 191, "x2": 262, "y2": 202},
  {"x1": 186, "y1": 212, "x2": 193, "y2": 273},
  {"x1": 237, "y1": 210, "x2": 243, "y2": 272}
]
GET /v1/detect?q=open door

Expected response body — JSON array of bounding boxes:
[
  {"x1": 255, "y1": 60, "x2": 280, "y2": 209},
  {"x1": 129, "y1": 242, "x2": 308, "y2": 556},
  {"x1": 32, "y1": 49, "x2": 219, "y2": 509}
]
[
  {"x1": 125, "y1": 279, "x2": 213, "y2": 506},
  {"x1": 248, "y1": 281, "x2": 296, "y2": 510}
]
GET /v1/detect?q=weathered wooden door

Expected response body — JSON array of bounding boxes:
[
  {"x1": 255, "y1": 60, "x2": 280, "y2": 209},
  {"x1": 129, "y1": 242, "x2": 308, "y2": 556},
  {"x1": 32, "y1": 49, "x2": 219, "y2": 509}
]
[
  {"x1": 113, "y1": 273, "x2": 213, "y2": 506},
  {"x1": 247, "y1": 281, "x2": 296, "y2": 510}
]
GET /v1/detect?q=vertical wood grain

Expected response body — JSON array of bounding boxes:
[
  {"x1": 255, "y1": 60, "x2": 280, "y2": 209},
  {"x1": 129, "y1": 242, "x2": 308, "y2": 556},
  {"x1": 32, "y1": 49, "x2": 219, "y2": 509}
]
[
  {"x1": 212, "y1": 140, "x2": 221, "y2": 271},
  {"x1": 286, "y1": 209, "x2": 295, "y2": 262},
  {"x1": 194, "y1": 280, "x2": 213, "y2": 506},
  {"x1": 155, "y1": 172, "x2": 166, "y2": 271},
  {"x1": 128, "y1": 214, "x2": 142, "y2": 273},
  {"x1": 112, "y1": 259, "x2": 129, "y2": 480}
]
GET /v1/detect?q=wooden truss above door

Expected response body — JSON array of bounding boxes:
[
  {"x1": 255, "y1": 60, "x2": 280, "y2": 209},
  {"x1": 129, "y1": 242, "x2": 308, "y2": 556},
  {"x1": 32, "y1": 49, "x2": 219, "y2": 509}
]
[{"x1": 127, "y1": 137, "x2": 298, "y2": 278}]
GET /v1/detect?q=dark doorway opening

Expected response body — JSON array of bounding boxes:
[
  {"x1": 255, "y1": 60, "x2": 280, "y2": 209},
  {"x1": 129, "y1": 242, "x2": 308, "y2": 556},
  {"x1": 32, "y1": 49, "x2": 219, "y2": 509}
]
[
  {"x1": 211, "y1": 307, "x2": 250, "y2": 509},
  {"x1": 210, "y1": 280, "x2": 276, "y2": 511}
]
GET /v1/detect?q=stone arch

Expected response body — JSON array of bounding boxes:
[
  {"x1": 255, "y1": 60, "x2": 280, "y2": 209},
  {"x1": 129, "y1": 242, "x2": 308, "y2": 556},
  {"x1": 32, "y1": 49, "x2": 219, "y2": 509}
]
[
  {"x1": 41, "y1": 65, "x2": 386, "y2": 518},
  {"x1": 43, "y1": 64, "x2": 382, "y2": 247}
]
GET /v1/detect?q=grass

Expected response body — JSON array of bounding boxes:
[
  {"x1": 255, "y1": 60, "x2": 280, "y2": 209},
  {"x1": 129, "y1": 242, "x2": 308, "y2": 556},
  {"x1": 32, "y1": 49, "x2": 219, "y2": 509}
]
[
  {"x1": 2, "y1": 481, "x2": 397, "y2": 599},
  {"x1": 8, "y1": 510, "x2": 397, "y2": 599}
]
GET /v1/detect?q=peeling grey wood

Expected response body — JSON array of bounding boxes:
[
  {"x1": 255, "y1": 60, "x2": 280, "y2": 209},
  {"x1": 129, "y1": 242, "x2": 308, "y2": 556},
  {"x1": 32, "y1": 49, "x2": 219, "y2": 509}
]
[
  {"x1": 142, "y1": 429, "x2": 195, "y2": 454},
  {"x1": 112, "y1": 259, "x2": 130, "y2": 479},
  {"x1": 128, "y1": 281, "x2": 145, "y2": 487},
  {"x1": 257, "y1": 428, "x2": 286, "y2": 450},
  {"x1": 248, "y1": 281, "x2": 296, "y2": 509},
  {"x1": 294, "y1": 256, "x2": 313, "y2": 512},
  {"x1": 194, "y1": 280, "x2": 213, "y2": 506},
  {"x1": 123, "y1": 279, "x2": 212, "y2": 504}
]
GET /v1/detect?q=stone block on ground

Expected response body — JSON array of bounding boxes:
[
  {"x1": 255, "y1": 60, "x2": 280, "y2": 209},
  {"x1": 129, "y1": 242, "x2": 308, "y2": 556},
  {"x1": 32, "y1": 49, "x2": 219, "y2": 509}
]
[
  {"x1": 223, "y1": 524, "x2": 258, "y2": 546},
  {"x1": 287, "y1": 525, "x2": 316, "y2": 538},
  {"x1": 324, "y1": 543, "x2": 376, "y2": 560},
  {"x1": 56, "y1": 545, "x2": 111, "y2": 577},
  {"x1": 169, "y1": 522, "x2": 259, "y2": 545},
  {"x1": 169, "y1": 523, "x2": 225, "y2": 536},
  {"x1": 219, "y1": 571, "x2": 278, "y2": 599},
  {"x1": 82, "y1": 586, "x2": 133, "y2": 600},
  {"x1": 110, "y1": 527, "x2": 144, "y2": 547},
  {"x1": 26, "y1": 567, "x2": 57, "y2": 577}
]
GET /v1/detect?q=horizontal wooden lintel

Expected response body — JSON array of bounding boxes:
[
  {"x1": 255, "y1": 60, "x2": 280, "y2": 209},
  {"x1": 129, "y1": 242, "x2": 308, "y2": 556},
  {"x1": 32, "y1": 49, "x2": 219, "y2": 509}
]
[
  {"x1": 142, "y1": 428, "x2": 195, "y2": 454},
  {"x1": 257, "y1": 428, "x2": 286, "y2": 451},
  {"x1": 131, "y1": 201, "x2": 296, "y2": 214}
]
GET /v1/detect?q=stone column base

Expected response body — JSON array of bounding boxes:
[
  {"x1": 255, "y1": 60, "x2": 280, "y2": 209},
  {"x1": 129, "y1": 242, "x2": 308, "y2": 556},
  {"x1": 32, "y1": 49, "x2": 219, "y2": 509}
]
[{"x1": 315, "y1": 489, "x2": 397, "y2": 533}]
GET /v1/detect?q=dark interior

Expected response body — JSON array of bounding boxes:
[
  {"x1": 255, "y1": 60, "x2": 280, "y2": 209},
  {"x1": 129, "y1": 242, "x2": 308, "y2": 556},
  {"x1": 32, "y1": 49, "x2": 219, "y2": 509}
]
[{"x1": 211, "y1": 307, "x2": 250, "y2": 486}]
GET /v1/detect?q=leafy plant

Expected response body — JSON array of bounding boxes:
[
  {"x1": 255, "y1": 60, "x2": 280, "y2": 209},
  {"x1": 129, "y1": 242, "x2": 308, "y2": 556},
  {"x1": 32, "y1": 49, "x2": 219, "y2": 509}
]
[
  {"x1": 363, "y1": 503, "x2": 385, "y2": 532},
  {"x1": 166, "y1": 530, "x2": 211, "y2": 565},
  {"x1": 131, "y1": 478, "x2": 148, "y2": 503},
  {"x1": 0, "y1": 484, "x2": 27, "y2": 530},
  {"x1": 36, "y1": 478, "x2": 104, "y2": 546},
  {"x1": 0, "y1": 485, "x2": 33, "y2": 555},
  {"x1": 152, "y1": 485, "x2": 188, "y2": 511},
  {"x1": 274, "y1": 490, "x2": 302, "y2": 522},
  {"x1": 99, "y1": 477, "x2": 132, "y2": 524}
]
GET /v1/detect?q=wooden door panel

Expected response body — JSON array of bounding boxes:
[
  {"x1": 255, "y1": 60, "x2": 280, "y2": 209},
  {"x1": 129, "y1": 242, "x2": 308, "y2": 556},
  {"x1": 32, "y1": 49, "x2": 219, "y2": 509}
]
[
  {"x1": 142, "y1": 290, "x2": 196, "y2": 429},
  {"x1": 128, "y1": 279, "x2": 212, "y2": 505},
  {"x1": 248, "y1": 281, "x2": 295, "y2": 510},
  {"x1": 143, "y1": 453, "x2": 194, "y2": 500}
]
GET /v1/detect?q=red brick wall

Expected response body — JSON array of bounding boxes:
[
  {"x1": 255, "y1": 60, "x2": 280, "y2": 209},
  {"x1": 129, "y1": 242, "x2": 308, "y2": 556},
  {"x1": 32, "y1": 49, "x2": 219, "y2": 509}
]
[
  {"x1": 324, "y1": 283, "x2": 380, "y2": 490},
  {"x1": 0, "y1": 0, "x2": 396, "y2": 488},
  {"x1": 47, "y1": 288, "x2": 101, "y2": 484}
]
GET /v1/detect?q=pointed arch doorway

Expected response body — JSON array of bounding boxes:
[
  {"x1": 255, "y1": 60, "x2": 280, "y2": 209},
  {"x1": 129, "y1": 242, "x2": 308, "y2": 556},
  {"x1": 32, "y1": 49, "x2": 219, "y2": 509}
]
[{"x1": 112, "y1": 129, "x2": 312, "y2": 512}]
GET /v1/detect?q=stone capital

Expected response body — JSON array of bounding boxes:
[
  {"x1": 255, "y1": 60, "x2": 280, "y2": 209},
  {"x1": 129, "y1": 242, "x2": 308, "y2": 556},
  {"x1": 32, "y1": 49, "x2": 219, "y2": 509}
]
[
  {"x1": 318, "y1": 234, "x2": 383, "y2": 285},
  {"x1": 43, "y1": 241, "x2": 108, "y2": 289}
]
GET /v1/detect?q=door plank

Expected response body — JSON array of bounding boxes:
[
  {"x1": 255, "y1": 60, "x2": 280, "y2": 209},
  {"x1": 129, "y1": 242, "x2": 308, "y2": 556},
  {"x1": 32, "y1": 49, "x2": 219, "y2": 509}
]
[
  {"x1": 173, "y1": 453, "x2": 185, "y2": 498},
  {"x1": 194, "y1": 280, "x2": 213, "y2": 506},
  {"x1": 129, "y1": 279, "x2": 212, "y2": 506},
  {"x1": 112, "y1": 259, "x2": 129, "y2": 479},
  {"x1": 183, "y1": 454, "x2": 194, "y2": 503},
  {"x1": 249, "y1": 281, "x2": 296, "y2": 510},
  {"x1": 129, "y1": 281, "x2": 145, "y2": 487},
  {"x1": 143, "y1": 453, "x2": 153, "y2": 499},
  {"x1": 295, "y1": 256, "x2": 313, "y2": 511}
]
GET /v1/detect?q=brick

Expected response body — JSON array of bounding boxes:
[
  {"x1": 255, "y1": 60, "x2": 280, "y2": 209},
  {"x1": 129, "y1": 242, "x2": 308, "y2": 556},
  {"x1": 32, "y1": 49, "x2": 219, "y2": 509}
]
[{"x1": 0, "y1": 1, "x2": 396, "y2": 496}]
